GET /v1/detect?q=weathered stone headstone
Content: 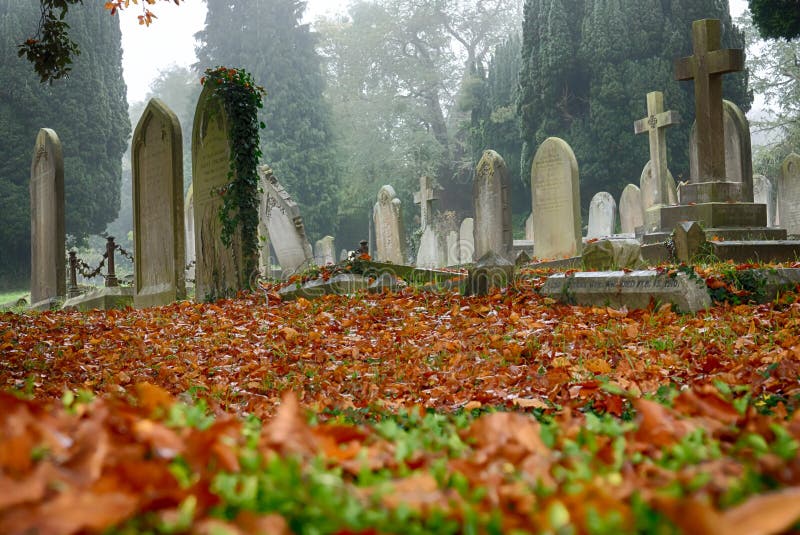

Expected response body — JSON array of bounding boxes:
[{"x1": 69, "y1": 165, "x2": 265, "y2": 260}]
[
  {"x1": 473, "y1": 150, "x2": 512, "y2": 259},
  {"x1": 414, "y1": 175, "x2": 439, "y2": 231},
  {"x1": 541, "y1": 270, "x2": 711, "y2": 313},
  {"x1": 753, "y1": 174, "x2": 775, "y2": 227},
  {"x1": 465, "y1": 251, "x2": 515, "y2": 296},
  {"x1": 634, "y1": 91, "x2": 680, "y2": 212},
  {"x1": 587, "y1": 192, "x2": 617, "y2": 239},
  {"x1": 689, "y1": 100, "x2": 754, "y2": 201},
  {"x1": 446, "y1": 230, "x2": 460, "y2": 266},
  {"x1": 459, "y1": 218, "x2": 475, "y2": 264},
  {"x1": 619, "y1": 184, "x2": 644, "y2": 234},
  {"x1": 640, "y1": 160, "x2": 678, "y2": 212},
  {"x1": 673, "y1": 221, "x2": 707, "y2": 263},
  {"x1": 416, "y1": 226, "x2": 444, "y2": 269},
  {"x1": 314, "y1": 236, "x2": 336, "y2": 266},
  {"x1": 779, "y1": 153, "x2": 800, "y2": 236},
  {"x1": 258, "y1": 165, "x2": 314, "y2": 277},
  {"x1": 531, "y1": 137, "x2": 582, "y2": 259},
  {"x1": 340, "y1": 249, "x2": 349, "y2": 262},
  {"x1": 525, "y1": 213, "x2": 534, "y2": 241},
  {"x1": 372, "y1": 185, "x2": 406, "y2": 264},
  {"x1": 132, "y1": 98, "x2": 186, "y2": 308},
  {"x1": 184, "y1": 185, "x2": 196, "y2": 282},
  {"x1": 582, "y1": 239, "x2": 642, "y2": 270},
  {"x1": 30, "y1": 128, "x2": 65, "y2": 310},
  {"x1": 192, "y1": 86, "x2": 247, "y2": 300}
]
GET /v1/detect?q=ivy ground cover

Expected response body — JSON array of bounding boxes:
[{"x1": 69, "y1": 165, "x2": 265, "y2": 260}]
[{"x1": 2, "y1": 269, "x2": 800, "y2": 533}]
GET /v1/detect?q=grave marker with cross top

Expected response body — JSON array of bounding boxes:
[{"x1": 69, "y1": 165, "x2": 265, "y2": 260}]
[
  {"x1": 634, "y1": 91, "x2": 680, "y2": 207},
  {"x1": 414, "y1": 175, "x2": 439, "y2": 230},
  {"x1": 675, "y1": 18, "x2": 744, "y2": 182}
]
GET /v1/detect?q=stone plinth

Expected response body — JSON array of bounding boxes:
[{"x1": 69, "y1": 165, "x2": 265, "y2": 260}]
[
  {"x1": 62, "y1": 287, "x2": 134, "y2": 312},
  {"x1": 660, "y1": 203, "x2": 767, "y2": 230}
]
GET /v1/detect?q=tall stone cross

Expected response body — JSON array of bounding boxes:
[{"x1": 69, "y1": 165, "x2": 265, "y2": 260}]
[
  {"x1": 675, "y1": 18, "x2": 744, "y2": 181},
  {"x1": 634, "y1": 91, "x2": 680, "y2": 206},
  {"x1": 413, "y1": 175, "x2": 438, "y2": 229}
]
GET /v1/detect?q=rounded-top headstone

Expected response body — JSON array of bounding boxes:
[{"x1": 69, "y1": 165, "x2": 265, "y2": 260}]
[
  {"x1": 640, "y1": 160, "x2": 677, "y2": 210},
  {"x1": 373, "y1": 184, "x2": 406, "y2": 265},
  {"x1": 619, "y1": 184, "x2": 644, "y2": 234},
  {"x1": 587, "y1": 192, "x2": 617, "y2": 239},
  {"x1": 779, "y1": 153, "x2": 800, "y2": 236},
  {"x1": 473, "y1": 149, "x2": 512, "y2": 260},
  {"x1": 530, "y1": 137, "x2": 582, "y2": 259}
]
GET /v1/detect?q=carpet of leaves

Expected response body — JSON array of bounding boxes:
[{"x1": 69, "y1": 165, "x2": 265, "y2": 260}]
[{"x1": 2, "y1": 272, "x2": 800, "y2": 534}]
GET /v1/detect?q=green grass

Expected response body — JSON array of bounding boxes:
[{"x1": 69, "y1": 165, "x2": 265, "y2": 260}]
[{"x1": 0, "y1": 289, "x2": 29, "y2": 306}]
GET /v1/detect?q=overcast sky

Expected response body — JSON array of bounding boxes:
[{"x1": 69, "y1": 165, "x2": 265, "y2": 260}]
[{"x1": 120, "y1": 0, "x2": 751, "y2": 104}]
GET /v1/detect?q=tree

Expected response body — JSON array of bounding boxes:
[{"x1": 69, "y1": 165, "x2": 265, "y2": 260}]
[
  {"x1": 195, "y1": 0, "x2": 340, "y2": 242},
  {"x1": 518, "y1": 0, "x2": 752, "y2": 214},
  {"x1": 748, "y1": 0, "x2": 800, "y2": 40},
  {"x1": 0, "y1": 0, "x2": 129, "y2": 288}
]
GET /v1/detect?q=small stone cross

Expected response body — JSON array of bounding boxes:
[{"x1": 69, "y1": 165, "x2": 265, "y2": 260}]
[
  {"x1": 675, "y1": 19, "x2": 744, "y2": 181},
  {"x1": 413, "y1": 175, "x2": 439, "y2": 230},
  {"x1": 634, "y1": 91, "x2": 680, "y2": 206}
]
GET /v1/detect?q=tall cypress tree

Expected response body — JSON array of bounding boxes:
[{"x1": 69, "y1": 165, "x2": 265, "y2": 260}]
[
  {"x1": 518, "y1": 0, "x2": 752, "y2": 213},
  {"x1": 0, "y1": 0, "x2": 129, "y2": 288},
  {"x1": 195, "y1": 0, "x2": 340, "y2": 241}
]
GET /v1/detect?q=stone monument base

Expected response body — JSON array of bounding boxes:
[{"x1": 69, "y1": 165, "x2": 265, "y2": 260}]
[
  {"x1": 659, "y1": 202, "x2": 767, "y2": 230},
  {"x1": 62, "y1": 287, "x2": 134, "y2": 312},
  {"x1": 29, "y1": 297, "x2": 61, "y2": 312}
]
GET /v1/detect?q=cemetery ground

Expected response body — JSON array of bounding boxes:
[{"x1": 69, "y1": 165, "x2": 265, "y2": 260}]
[{"x1": 3, "y1": 263, "x2": 800, "y2": 534}]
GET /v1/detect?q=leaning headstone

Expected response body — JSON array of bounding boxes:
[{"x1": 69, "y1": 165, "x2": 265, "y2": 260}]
[
  {"x1": 473, "y1": 150, "x2": 512, "y2": 259},
  {"x1": 619, "y1": 184, "x2": 644, "y2": 234},
  {"x1": 258, "y1": 165, "x2": 314, "y2": 278},
  {"x1": 132, "y1": 98, "x2": 186, "y2": 308},
  {"x1": 314, "y1": 236, "x2": 336, "y2": 266},
  {"x1": 779, "y1": 153, "x2": 800, "y2": 236},
  {"x1": 753, "y1": 174, "x2": 775, "y2": 227},
  {"x1": 459, "y1": 218, "x2": 475, "y2": 264},
  {"x1": 29, "y1": 128, "x2": 65, "y2": 310},
  {"x1": 192, "y1": 86, "x2": 248, "y2": 300},
  {"x1": 541, "y1": 270, "x2": 711, "y2": 313},
  {"x1": 531, "y1": 137, "x2": 582, "y2": 259},
  {"x1": 184, "y1": 185, "x2": 196, "y2": 282},
  {"x1": 689, "y1": 100, "x2": 754, "y2": 202},
  {"x1": 587, "y1": 192, "x2": 617, "y2": 239},
  {"x1": 372, "y1": 185, "x2": 406, "y2": 264}
]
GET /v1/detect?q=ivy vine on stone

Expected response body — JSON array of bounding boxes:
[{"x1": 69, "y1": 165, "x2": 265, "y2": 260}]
[{"x1": 201, "y1": 67, "x2": 266, "y2": 285}]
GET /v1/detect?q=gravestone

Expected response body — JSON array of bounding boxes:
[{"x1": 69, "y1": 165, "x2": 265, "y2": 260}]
[
  {"x1": 192, "y1": 86, "x2": 248, "y2": 300},
  {"x1": 587, "y1": 192, "x2": 617, "y2": 239},
  {"x1": 541, "y1": 270, "x2": 711, "y2": 313},
  {"x1": 619, "y1": 184, "x2": 644, "y2": 234},
  {"x1": 779, "y1": 153, "x2": 800, "y2": 236},
  {"x1": 184, "y1": 185, "x2": 196, "y2": 282},
  {"x1": 634, "y1": 91, "x2": 680, "y2": 229},
  {"x1": 132, "y1": 98, "x2": 186, "y2": 308},
  {"x1": 414, "y1": 175, "x2": 439, "y2": 231},
  {"x1": 531, "y1": 137, "x2": 582, "y2": 259},
  {"x1": 446, "y1": 230, "x2": 460, "y2": 266},
  {"x1": 582, "y1": 239, "x2": 642, "y2": 270},
  {"x1": 525, "y1": 213, "x2": 534, "y2": 241},
  {"x1": 689, "y1": 100, "x2": 754, "y2": 202},
  {"x1": 416, "y1": 227, "x2": 445, "y2": 269},
  {"x1": 753, "y1": 174, "x2": 775, "y2": 227},
  {"x1": 314, "y1": 236, "x2": 336, "y2": 266},
  {"x1": 258, "y1": 165, "x2": 314, "y2": 277},
  {"x1": 372, "y1": 185, "x2": 406, "y2": 264},
  {"x1": 459, "y1": 218, "x2": 475, "y2": 264},
  {"x1": 29, "y1": 128, "x2": 65, "y2": 310},
  {"x1": 473, "y1": 150, "x2": 512, "y2": 260}
]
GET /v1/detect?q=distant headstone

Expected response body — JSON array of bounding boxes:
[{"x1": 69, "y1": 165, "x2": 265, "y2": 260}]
[
  {"x1": 541, "y1": 270, "x2": 711, "y2": 313},
  {"x1": 779, "y1": 153, "x2": 800, "y2": 236},
  {"x1": 525, "y1": 213, "x2": 534, "y2": 241},
  {"x1": 30, "y1": 128, "x2": 65, "y2": 310},
  {"x1": 258, "y1": 165, "x2": 314, "y2": 278},
  {"x1": 192, "y1": 86, "x2": 248, "y2": 300},
  {"x1": 446, "y1": 230, "x2": 460, "y2": 266},
  {"x1": 531, "y1": 137, "x2": 582, "y2": 259},
  {"x1": 184, "y1": 185, "x2": 196, "y2": 281},
  {"x1": 132, "y1": 98, "x2": 186, "y2": 308},
  {"x1": 619, "y1": 184, "x2": 644, "y2": 234},
  {"x1": 416, "y1": 226, "x2": 444, "y2": 269},
  {"x1": 473, "y1": 150, "x2": 512, "y2": 259},
  {"x1": 587, "y1": 192, "x2": 617, "y2": 239},
  {"x1": 340, "y1": 249, "x2": 349, "y2": 262},
  {"x1": 459, "y1": 218, "x2": 475, "y2": 264},
  {"x1": 414, "y1": 175, "x2": 439, "y2": 231},
  {"x1": 689, "y1": 100, "x2": 754, "y2": 201},
  {"x1": 372, "y1": 185, "x2": 406, "y2": 264},
  {"x1": 314, "y1": 236, "x2": 336, "y2": 266},
  {"x1": 753, "y1": 174, "x2": 775, "y2": 227}
]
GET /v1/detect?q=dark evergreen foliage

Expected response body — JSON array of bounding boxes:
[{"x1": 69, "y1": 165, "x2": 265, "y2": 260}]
[
  {"x1": 195, "y1": 0, "x2": 340, "y2": 241},
  {"x1": 518, "y1": 0, "x2": 752, "y2": 214},
  {"x1": 748, "y1": 0, "x2": 800, "y2": 39},
  {"x1": 0, "y1": 0, "x2": 129, "y2": 288}
]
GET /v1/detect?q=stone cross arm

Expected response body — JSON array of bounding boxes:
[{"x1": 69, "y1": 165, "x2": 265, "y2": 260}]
[
  {"x1": 675, "y1": 48, "x2": 744, "y2": 81},
  {"x1": 634, "y1": 110, "x2": 680, "y2": 134}
]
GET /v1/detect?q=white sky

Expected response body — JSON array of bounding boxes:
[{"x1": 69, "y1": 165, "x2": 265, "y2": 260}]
[{"x1": 120, "y1": 0, "x2": 752, "y2": 104}]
